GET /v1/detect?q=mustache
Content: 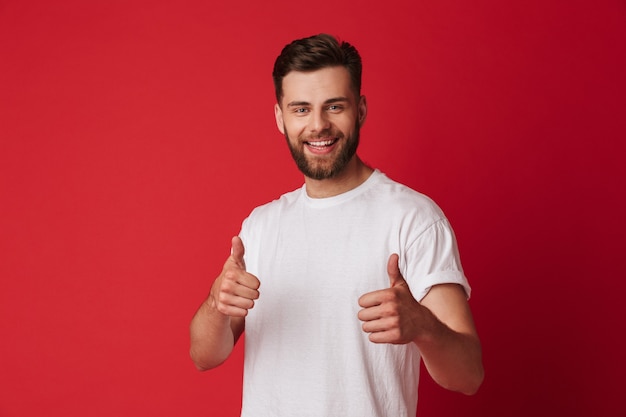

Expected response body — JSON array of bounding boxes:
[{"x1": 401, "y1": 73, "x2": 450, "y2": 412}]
[{"x1": 299, "y1": 128, "x2": 344, "y2": 142}]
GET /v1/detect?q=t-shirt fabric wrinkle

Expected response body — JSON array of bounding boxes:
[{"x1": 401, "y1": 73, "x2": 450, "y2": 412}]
[{"x1": 239, "y1": 170, "x2": 469, "y2": 417}]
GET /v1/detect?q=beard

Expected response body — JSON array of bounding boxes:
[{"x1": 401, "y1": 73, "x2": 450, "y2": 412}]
[{"x1": 284, "y1": 120, "x2": 360, "y2": 180}]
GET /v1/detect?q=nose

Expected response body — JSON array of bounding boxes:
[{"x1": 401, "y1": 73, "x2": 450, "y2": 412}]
[{"x1": 309, "y1": 109, "x2": 331, "y2": 134}]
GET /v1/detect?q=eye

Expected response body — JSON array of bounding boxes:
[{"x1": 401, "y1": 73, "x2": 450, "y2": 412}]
[{"x1": 327, "y1": 104, "x2": 343, "y2": 112}]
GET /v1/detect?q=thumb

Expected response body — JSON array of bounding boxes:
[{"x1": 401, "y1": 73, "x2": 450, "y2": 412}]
[
  {"x1": 231, "y1": 236, "x2": 246, "y2": 269},
  {"x1": 387, "y1": 254, "x2": 406, "y2": 287}
]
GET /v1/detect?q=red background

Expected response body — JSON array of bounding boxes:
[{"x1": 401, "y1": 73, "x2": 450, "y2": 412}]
[{"x1": 1, "y1": 1, "x2": 625, "y2": 416}]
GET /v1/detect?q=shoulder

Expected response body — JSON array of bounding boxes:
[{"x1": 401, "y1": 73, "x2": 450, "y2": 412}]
[
  {"x1": 367, "y1": 171, "x2": 446, "y2": 223},
  {"x1": 243, "y1": 186, "x2": 303, "y2": 229}
]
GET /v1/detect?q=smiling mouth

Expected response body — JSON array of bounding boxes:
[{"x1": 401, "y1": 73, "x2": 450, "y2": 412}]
[{"x1": 305, "y1": 138, "x2": 338, "y2": 149}]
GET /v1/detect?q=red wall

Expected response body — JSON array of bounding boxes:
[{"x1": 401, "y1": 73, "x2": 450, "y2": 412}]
[{"x1": 1, "y1": 1, "x2": 625, "y2": 416}]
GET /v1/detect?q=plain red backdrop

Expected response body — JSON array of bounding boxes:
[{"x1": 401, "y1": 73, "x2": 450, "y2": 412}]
[{"x1": 1, "y1": 1, "x2": 625, "y2": 416}]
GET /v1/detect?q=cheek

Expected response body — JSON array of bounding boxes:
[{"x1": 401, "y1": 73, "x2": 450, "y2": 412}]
[
  {"x1": 335, "y1": 118, "x2": 357, "y2": 135},
  {"x1": 283, "y1": 119, "x2": 306, "y2": 137}
]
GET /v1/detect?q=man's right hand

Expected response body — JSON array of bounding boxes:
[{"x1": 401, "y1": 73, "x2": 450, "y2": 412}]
[{"x1": 209, "y1": 236, "x2": 260, "y2": 317}]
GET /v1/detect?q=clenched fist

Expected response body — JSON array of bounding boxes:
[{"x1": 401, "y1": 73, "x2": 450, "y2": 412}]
[
  {"x1": 357, "y1": 253, "x2": 426, "y2": 344},
  {"x1": 210, "y1": 236, "x2": 261, "y2": 317}
]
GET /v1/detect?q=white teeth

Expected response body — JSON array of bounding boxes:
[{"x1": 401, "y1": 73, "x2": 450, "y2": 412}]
[{"x1": 308, "y1": 139, "x2": 335, "y2": 146}]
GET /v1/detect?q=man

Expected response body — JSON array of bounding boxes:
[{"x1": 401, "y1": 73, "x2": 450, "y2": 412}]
[{"x1": 190, "y1": 34, "x2": 484, "y2": 417}]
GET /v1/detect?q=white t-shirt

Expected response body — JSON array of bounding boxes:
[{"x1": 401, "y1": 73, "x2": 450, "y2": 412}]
[{"x1": 238, "y1": 170, "x2": 469, "y2": 417}]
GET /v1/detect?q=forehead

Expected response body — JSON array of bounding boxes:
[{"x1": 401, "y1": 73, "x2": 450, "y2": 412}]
[{"x1": 281, "y1": 66, "x2": 354, "y2": 105}]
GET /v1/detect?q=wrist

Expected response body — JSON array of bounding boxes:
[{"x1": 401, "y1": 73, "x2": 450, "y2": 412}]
[{"x1": 203, "y1": 291, "x2": 231, "y2": 321}]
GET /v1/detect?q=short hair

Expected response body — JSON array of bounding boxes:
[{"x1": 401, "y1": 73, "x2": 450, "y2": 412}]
[{"x1": 272, "y1": 33, "x2": 362, "y2": 103}]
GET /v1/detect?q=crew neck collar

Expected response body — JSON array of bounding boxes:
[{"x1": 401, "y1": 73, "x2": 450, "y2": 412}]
[{"x1": 302, "y1": 169, "x2": 382, "y2": 208}]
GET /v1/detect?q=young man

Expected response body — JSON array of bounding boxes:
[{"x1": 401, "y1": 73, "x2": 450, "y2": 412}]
[{"x1": 190, "y1": 34, "x2": 484, "y2": 417}]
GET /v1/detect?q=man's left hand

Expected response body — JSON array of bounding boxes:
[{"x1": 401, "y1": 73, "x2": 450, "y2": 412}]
[{"x1": 357, "y1": 254, "x2": 430, "y2": 344}]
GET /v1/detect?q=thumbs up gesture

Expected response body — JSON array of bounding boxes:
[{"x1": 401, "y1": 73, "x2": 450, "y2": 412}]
[
  {"x1": 210, "y1": 236, "x2": 261, "y2": 317},
  {"x1": 357, "y1": 254, "x2": 425, "y2": 344}
]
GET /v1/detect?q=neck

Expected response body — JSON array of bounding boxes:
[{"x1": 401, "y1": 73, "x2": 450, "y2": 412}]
[{"x1": 304, "y1": 156, "x2": 374, "y2": 198}]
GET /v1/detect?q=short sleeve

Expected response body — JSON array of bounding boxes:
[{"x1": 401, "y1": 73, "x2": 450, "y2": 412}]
[{"x1": 402, "y1": 218, "x2": 470, "y2": 302}]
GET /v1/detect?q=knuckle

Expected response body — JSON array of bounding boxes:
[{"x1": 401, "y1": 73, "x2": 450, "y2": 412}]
[
  {"x1": 217, "y1": 292, "x2": 231, "y2": 305},
  {"x1": 216, "y1": 303, "x2": 229, "y2": 315},
  {"x1": 219, "y1": 281, "x2": 232, "y2": 294},
  {"x1": 386, "y1": 328, "x2": 400, "y2": 341},
  {"x1": 380, "y1": 304, "x2": 397, "y2": 318},
  {"x1": 223, "y1": 269, "x2": 237, "y2": 282}
]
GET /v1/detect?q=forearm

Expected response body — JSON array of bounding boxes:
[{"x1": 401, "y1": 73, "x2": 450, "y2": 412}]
[
  {"x1": 416, "y1": 312, "x2": 484, "y2": 395},
  {"x1": 416, "y1": 283, "x2": 484, "y2": 394},
  {"x1": 190, "y1": 238, "x2": 258, "y2": 371},
  {"x1": 189, "y1": 295, "x2": 236, "y2": 371}
]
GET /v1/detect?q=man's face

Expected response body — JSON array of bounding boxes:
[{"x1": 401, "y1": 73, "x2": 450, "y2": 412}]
[{"x1": 274, "y1": 66, "x2": 367, "y2": 180}]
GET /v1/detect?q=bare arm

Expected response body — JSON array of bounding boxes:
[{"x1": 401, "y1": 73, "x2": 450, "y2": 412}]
[
  {"x1": 416, "y1": 283, "x2": 483, "y2": 394},
  {"x1": 358, "y1": 254, "x2": 484, "y2": 395},
  {"x1": 189, "y1": 292, "x2": 245, "y2": 371},
  {"x1": 189, "y1": 236, "x2": 259, "y2": 371}
]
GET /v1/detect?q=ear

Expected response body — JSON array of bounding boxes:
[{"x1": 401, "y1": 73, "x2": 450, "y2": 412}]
[
  {"x1": 274, "y1": 103, "x2": 285, "y2": 134},
  {"x1": 358, "y1": 95, "x2": 367, "y2": 127}
]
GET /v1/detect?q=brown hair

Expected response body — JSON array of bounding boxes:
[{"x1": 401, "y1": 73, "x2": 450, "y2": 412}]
[{"x1": 272, "y1": 33, "x2": 362, "y2": 103}]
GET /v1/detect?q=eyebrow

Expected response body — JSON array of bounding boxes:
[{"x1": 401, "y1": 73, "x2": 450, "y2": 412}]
[{"x1": 286, "y1": 97, "x2": 350, "y2": 108}]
